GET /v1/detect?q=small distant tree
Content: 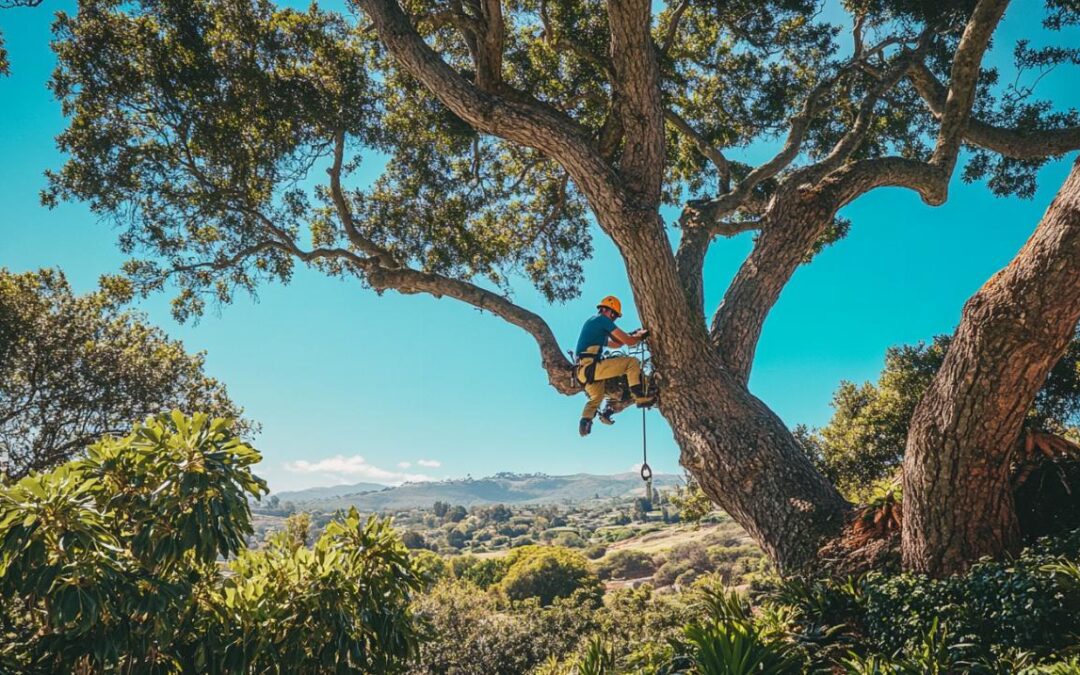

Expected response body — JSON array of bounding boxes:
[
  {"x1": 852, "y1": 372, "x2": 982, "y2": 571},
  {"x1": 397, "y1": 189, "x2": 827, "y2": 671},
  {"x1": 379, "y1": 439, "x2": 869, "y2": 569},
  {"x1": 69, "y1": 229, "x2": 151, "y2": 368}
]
[
  {"x1": 276, "y1": 512, "x2": 313, "y2": 551},
  {"x1": 401, "y1": 530, "x2": 428, "y2": 550},
  {"x1": 433, "y1": 501, "x2": 450, "y2": 518},
  {"x1": 0, "y1": 268, "x2": 249, "y2": 479},
  {"x1": 632, "y1": 497, "x2": 653, "y2": 522},
  {"x1": 595, "y1": 550, "x2": 657, "y2": 581},
  {"x1": 446, "y1": 505, "x2": 468, "y2": 523},
  {"x1": 668, "y1": 476, "x2": 717, "y2": 524},
  {"x1": 446, "y1": 528, "x2": 467, "y2": 549},
  {"x1": 487, "y1": 504, "x2": 513, "y2": 523}
]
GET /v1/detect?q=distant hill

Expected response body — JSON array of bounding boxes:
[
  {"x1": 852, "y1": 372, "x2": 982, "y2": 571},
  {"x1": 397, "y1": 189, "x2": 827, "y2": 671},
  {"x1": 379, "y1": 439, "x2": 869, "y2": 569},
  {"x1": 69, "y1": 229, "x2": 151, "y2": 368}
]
[
  {"x1": 270, "y1": 482, "x2": 387, "y2": 504},
  {"x1": 271, "y1": 472, "x2": 682, "y2": 511}
]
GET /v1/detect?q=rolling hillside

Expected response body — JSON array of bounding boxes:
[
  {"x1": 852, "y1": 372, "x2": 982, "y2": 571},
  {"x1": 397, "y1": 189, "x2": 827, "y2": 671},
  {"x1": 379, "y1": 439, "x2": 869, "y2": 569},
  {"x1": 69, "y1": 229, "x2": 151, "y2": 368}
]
[{"x1": 271, "y1": 472, "x2": 682, "y2": 511}]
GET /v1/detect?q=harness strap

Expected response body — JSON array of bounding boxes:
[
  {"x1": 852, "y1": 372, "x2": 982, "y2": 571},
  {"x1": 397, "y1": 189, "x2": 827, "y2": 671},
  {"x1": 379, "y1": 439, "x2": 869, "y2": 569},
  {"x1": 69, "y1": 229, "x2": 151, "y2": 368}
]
[{"x1": 575, "y1": 346, "x2": 604, "y2": 385}]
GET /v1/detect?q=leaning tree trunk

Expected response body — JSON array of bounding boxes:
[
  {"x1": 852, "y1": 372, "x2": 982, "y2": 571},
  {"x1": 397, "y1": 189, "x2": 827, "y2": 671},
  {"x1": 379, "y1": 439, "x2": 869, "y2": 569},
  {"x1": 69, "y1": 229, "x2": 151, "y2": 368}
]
[
  {"x1": 660, "y1": 346, "x2": 851, "y2": 572},
  {"x1": 903, "y1": 157, "x2": 1080, "y2": 576},
  {"x1": 613, "y1": 212, "x2": 850, "y2": 574}
]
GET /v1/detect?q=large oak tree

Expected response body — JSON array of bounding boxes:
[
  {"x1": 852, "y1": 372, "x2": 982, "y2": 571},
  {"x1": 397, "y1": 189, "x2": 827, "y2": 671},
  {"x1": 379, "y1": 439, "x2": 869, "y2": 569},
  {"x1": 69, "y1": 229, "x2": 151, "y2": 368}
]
[{"x1": 45, "y1": 0, "x2": 1080, "y2": 573}]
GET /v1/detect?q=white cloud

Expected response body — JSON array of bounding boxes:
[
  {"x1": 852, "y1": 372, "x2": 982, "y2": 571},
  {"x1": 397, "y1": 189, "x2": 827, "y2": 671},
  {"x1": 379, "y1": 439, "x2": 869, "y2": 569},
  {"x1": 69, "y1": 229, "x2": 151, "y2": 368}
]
[
  {"x1": 397, "y1": 461, "x2": 412, "y2": 469},
  {"x1": 284, "y1": 454, "x2": 433, "y2": 485},
  {"x1": 417, "y1": 459, "x2": 442, "y2": 468}
]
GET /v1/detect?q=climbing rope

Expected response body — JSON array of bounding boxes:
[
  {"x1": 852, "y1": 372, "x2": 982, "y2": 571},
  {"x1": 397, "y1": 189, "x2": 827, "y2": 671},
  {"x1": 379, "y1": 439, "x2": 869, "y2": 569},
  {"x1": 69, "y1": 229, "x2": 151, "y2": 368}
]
[{"x1": 638, "y1": 342, "x2": 653, "y2": 500}]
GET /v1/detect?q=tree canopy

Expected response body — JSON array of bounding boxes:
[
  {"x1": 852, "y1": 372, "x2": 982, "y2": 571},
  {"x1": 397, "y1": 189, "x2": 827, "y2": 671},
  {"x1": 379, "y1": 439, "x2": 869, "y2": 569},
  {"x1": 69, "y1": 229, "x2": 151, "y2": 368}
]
[{"x1": 0, "y1": 268, "x2": 249, "y2": 479}]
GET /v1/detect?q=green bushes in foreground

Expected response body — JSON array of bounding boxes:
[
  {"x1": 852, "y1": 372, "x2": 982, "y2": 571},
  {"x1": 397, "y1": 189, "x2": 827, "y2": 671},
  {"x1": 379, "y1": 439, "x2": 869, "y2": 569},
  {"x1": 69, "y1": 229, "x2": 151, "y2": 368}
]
[{"x1": 0, "y1": 413, "x2": 422, "y2": 674}]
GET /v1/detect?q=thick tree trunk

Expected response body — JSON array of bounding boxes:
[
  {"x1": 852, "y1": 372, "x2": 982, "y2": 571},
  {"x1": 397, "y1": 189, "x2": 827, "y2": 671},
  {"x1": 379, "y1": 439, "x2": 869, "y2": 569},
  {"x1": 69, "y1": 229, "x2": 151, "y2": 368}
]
[
  {"x1": 903, "y1": 158, "x2": 1080, "y2": 576},
  {"x1": 608, "y1": 210, "x2": 850, "y2": 574},
  {"x1": 660, "y1": 345, "x2": 850, "y2": 573}
]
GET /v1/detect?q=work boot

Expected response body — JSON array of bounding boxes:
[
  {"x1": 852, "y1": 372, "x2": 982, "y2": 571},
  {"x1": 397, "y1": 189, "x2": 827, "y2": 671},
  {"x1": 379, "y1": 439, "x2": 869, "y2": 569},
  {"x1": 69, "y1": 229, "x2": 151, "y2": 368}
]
[
  {"x1": 579, "y1": 417, "x2": 593, "y2": 437},
  {"x1": 630, "y1": 384, "x2": 657, "y2": 409},
  {"x1": 598, "y1": 408, "x2": 615, "y2": 425}
]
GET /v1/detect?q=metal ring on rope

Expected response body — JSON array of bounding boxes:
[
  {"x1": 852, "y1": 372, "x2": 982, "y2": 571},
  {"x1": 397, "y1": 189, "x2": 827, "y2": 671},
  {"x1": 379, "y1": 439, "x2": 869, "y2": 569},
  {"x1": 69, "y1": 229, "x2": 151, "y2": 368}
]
[{"x1": 639, "y1": 462, "x2": 653, "y2": 482}]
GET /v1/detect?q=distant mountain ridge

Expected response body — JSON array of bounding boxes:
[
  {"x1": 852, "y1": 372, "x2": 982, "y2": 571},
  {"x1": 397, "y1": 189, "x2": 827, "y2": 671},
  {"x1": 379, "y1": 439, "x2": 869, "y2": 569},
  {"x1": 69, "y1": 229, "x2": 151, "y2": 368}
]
[{"x1": 272, "y1": 471, "x2": 682, "y2": 511}]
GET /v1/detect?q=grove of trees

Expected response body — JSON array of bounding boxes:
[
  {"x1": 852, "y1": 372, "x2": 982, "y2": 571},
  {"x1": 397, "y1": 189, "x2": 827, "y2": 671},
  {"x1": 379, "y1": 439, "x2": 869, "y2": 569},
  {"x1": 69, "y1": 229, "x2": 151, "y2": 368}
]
[{"x1": 35, "y1": 0, "x2": 1080, "y2": 576}]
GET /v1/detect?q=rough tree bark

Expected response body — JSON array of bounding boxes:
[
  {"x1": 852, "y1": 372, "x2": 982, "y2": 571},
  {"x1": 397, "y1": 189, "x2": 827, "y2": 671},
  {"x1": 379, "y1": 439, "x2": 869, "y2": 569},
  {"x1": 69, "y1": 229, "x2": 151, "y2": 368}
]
[{"x1": 903, "y1": 157, "x2": 1080, "y2": 576}]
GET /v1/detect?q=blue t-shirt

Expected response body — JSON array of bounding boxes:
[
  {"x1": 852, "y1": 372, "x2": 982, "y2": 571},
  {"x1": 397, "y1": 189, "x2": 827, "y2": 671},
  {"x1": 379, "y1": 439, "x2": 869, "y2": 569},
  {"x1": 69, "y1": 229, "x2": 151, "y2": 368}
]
[{"x1": 575, "y1": 314, "x2": 617, "y2": 357}]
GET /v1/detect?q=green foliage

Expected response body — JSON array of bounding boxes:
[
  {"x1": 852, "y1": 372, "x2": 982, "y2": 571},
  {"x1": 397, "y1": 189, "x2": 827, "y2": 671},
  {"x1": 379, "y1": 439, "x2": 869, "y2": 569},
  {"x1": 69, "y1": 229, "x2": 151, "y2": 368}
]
[
  {"x1": 749, "y1": 531, "x2": 1080, "y2": 670},
  {"x1": 800, "y1": 334, "x2": 1080, "y2": 500},
  {"x1": 200, "y1": 509, "x2": 422, "y2": 674},
  {"x1": 0, "y1": 413, "x2": 421, "y2": 673},
  {"x1": 499, "y1": 545, "x2": 602, "y2": 606},
  {"x1": 410, "y1": 549, "x2": 451, "y2": 590},
  {"x1": 667, "y1": 587, "x2": 801, "y2": 674},
  {"x1": 595, "y1": 549, "x2": 656, "y2": 581},
  {"x1": 668, "y1": 476, "x2": 716, "y2": 524},
  {"x1": 0, "y1": 268, "x2": 249, "y2": 479},
  {"x1": 451, "y1": 554, "x2": 509, "y2": 589},
  {"x1": 409, "y1": 578, "x2": 598, "y2": 675},
  {"x1": 47, "y1": 0, "x2": 1075, "y2": 318},
  {"x1": 0, "y1": 412, "x2": 265, "y2": 672}
]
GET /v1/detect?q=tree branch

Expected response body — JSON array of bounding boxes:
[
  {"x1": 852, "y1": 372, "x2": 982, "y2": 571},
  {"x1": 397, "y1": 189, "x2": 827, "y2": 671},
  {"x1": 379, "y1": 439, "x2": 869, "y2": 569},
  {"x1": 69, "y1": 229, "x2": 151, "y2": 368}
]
[
  {"x1": 328, "y1": 130, "x2": 399, "y2": 266},
  {"x1": 679, "y1": 73, "x2": 839, "y2": 227},
  {"x1": 353, "y1": 0, "x2": 628, "y2": 220},
  {"x1": 707, "y1": 0, "x2": 1010, "y2": 382},
  {"x1": 365, "y1": 265, "x2": 578, "y2": 394},
  {"x1": 475, "y1": 0, "x2": 505, "y2": 91},
  {"x1": 930, "y1": 0, "x2": 1011, "y2": 174},
  {"x1": 659, "y1": 0, "x2": 690, "y2": 58},
  {"x1": 665, "y1": 109, "x2": 731, "y2": 192},
  {"x1": 606, "y1": 0, "x2": 666, "y2": 203},
  {"x1": 812, "y1": 33, "x2": 933, "y2": 175},
  {"x1": 909, "y1": 61, "x2": 1080, "y2": 159}
]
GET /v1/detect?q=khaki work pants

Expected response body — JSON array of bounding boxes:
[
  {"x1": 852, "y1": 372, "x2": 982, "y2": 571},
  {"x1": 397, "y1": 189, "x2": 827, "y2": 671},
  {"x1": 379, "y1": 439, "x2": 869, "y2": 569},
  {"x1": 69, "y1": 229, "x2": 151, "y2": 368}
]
[{"x1": 577, "y1": 355, "x2": 643, "y2": 419}]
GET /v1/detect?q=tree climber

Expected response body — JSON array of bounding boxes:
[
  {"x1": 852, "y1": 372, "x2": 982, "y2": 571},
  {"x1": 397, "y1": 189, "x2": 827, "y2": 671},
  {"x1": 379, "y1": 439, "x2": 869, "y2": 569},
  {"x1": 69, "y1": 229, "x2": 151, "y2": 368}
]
[{"x1": 574, "y1": 296, "x2": 655, "y2": 436}]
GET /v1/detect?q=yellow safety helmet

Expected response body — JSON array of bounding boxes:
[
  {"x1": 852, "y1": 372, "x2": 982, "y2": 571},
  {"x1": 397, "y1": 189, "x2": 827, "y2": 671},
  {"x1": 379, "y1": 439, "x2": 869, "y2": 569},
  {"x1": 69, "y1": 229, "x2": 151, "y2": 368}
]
[{"x1": 597, "y1": 295, "x2": 622, "y2": 317}]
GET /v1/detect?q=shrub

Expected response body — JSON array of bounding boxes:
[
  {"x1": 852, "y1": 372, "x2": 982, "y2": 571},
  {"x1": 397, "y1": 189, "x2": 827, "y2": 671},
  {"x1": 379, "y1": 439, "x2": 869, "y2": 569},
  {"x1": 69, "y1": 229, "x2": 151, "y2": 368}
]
[
  {"x1": 410, "y1": 579, "x2": 596, "y2": 675},
  {"x1": 451, "y1": 555, "x2": 509, "y2": 589},
  {"x1": 553, "y1": 531, "x2": 587, "y2": 548},
  {"x1": 585, "y1": 544, "x2": 608, "y2": 560},
  {"x1": 500, "y1": 547, "x2": 602, "y2": 606},
  {"x1": 595, "y1": 549, "x2": 656, "y2": 580},
  {"x1": 401, "y1": 530, "x2": 427, "y2": 549}
]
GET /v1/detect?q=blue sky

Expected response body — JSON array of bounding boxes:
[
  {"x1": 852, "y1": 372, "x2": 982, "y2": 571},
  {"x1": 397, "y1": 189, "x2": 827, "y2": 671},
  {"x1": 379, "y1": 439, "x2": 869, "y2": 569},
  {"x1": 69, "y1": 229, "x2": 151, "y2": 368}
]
[{"x1": 2, "y1": 2, "x2": 1077, "y2": 493}]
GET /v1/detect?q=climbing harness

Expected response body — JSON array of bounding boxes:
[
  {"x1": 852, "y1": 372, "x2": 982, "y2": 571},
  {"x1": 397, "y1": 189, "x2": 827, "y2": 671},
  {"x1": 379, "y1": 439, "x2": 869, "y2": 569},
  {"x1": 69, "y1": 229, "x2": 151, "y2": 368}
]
[{"x1": 638, "y1": 342, "x2": 654, "y2": 500}]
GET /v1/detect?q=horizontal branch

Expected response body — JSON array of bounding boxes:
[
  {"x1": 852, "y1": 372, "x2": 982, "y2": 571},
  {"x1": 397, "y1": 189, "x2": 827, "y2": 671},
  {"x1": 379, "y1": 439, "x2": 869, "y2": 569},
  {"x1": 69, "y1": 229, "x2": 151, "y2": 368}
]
[
  {"x1": 365, "y1": 266, "x2": 578, "y2": 394},
  {"x1": 909, "y1": 62, "x2": 1080, "y2": 159}
]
